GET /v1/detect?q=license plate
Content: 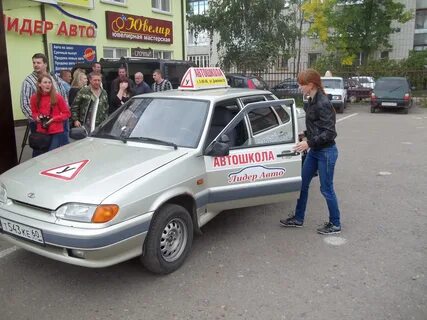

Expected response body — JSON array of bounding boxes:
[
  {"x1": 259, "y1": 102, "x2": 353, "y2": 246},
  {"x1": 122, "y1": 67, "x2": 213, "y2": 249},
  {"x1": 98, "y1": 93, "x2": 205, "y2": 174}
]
[
  {"x1": 382, "y1": 102, "x2": 397, "y2": 106},
  {"x1": 0, "y1": 218, "x2": 44, "y2": 244}
]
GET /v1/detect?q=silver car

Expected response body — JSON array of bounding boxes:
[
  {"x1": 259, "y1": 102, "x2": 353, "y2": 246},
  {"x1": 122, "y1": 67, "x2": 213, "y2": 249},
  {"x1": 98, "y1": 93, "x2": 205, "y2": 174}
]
[{"x1": 0, "y1": 88, "x2": 303, "y2": 274}]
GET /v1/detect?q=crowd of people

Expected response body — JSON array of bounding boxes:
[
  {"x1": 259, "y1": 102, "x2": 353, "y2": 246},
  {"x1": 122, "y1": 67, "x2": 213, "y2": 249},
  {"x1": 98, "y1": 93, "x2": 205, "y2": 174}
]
[{"x1": 20, "y1": 53, "x2": 173, "y2": 157}]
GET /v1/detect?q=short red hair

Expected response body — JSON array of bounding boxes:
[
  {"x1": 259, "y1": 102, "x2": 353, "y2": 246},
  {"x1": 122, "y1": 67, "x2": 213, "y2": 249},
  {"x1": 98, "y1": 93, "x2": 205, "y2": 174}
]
[{"x1": 297, "y1": 69, "x2": 325, "y2": 94}]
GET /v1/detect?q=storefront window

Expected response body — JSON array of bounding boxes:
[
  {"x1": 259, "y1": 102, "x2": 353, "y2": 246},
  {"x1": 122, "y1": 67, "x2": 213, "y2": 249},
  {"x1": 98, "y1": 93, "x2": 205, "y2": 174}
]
[
  {"x1": 152, "y1": 0, "x2": 171, "y2": 13},
  {"x1": 153, "y1": 50, "x2": 173, "y2": 59},
  {"x1": 103, "y1": 47, "x2": 128, "y2": 59}
]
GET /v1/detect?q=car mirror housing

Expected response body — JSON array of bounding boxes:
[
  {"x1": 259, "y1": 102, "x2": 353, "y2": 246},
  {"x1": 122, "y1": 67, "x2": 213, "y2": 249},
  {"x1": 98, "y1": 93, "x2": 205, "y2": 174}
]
[
  {"x1": 205, "y1": 140, "x2": 230, "y2": 157},
  {"x1": 70, "y1": 127, "x2": 88, "y2": 140}
]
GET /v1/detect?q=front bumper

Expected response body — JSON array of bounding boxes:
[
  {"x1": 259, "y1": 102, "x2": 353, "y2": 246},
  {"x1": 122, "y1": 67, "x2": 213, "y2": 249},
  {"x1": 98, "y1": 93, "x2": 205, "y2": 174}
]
[
  {"x1": 0, "y1": 202, "x2": 153, "y2": 268},
  {"x1": 330, "y1": 100, "x2": 344, "y2": 108}
]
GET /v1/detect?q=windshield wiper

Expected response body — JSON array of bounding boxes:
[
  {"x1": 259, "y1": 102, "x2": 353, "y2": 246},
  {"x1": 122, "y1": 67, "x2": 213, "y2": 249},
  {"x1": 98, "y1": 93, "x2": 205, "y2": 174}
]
[
  {"x1": 388, "y1": 86, "x2": 403, "y2": 93},
  {"x1": 125, "y1": 136, "x2": 178, "y2": 149},
  {"x1": 93, "y1": 133, "x2": 127, "y2": 143}
]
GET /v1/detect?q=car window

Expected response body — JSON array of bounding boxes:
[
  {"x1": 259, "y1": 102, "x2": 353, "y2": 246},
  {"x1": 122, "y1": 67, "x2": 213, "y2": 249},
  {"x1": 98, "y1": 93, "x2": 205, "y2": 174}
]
[
  {"x1": 233, "y1": 78, "x2": 246, "y2": 88},
  {"x1": 273, "y1": 105, "x2": 290, "y2": 123},
  {"x1": 322, "y1": 79, "x2": 343, "y2": 89},
  {"x1": 94, "y1": 97, "x2": 209, "y2": 148},
  {"x1": 246, "y1": 102, "x2": 294, "y2": 146},
  {"x1": 375, "y1": 79, "x2": 409, "y2": 90},
  {"x1": 248, "y1": 107, "x2": 279, "y2": 135}
]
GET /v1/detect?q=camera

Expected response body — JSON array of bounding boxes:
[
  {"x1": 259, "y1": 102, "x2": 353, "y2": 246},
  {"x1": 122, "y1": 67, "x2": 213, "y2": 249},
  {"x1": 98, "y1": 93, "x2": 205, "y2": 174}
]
[{"x1": 39, "y1": 115, "x2": 51, "y2": 129}]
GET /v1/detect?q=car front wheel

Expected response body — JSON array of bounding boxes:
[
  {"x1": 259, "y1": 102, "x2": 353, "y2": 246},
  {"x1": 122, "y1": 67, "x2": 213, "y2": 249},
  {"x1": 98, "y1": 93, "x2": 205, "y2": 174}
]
[{"x1": 142, "y1": 204, "x2": 193, "y2": 274}]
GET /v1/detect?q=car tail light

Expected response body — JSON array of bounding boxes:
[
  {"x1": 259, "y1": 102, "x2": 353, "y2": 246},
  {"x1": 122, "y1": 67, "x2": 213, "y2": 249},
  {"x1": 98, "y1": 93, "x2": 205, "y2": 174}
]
[
  {"x1": 404, "y1": 93, "x2": 410, "y2": 101},
  {"x1": 247, "y1": 79, "x2": 256, "y2": 89}
]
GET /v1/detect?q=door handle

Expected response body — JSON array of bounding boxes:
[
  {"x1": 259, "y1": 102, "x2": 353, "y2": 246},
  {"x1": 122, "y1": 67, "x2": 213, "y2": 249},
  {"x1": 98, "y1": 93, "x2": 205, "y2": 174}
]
[{"x1": 277, "y1": 150, "x2": 300, "y2": 157}]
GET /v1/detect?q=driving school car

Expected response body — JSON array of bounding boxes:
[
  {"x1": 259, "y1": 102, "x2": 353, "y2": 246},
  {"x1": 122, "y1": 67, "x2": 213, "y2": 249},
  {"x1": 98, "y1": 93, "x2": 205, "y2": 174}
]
[{"x1": 0, "y1": 68, "x2": 304, "y2": 274}]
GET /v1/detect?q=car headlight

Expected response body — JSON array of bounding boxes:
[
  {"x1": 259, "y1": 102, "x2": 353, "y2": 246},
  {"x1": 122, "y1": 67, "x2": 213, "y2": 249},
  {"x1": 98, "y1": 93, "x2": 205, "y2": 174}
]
[
  {"x1": 332, "y1": 95, "x2": 342, "y2": 100},
  {"x1": 55, "y1": 203, "x2": 119, "y2": 223},
  {"x1": 0, "y1": 183, "x2": 7, "y2": 204}
]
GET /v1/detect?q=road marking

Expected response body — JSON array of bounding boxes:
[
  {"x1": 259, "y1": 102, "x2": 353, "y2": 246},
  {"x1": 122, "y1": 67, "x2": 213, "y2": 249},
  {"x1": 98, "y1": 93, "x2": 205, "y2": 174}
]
[
  {"x1": 323, "y1": 236, "x2": 347, "y2": 246},
  {"x1": 0, "y1": 246, "x2": 18, "y2": 259},
  {"x1": 337, "y1": 113, "x2": 358, "y2": 123}
]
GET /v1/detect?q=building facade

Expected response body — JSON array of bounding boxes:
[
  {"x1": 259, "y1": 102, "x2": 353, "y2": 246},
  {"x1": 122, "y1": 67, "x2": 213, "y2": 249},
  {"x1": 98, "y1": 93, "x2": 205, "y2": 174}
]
[
  {"x1": 4, "y1": 0, "x2": 187, "y2": 121},
  {"x1": 186, "y1": 0, "x2": 219, "y2": 68}
]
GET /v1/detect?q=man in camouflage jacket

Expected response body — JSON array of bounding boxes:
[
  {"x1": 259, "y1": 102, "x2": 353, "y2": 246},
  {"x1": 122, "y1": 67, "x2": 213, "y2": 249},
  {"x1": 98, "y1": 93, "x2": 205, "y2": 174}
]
[{"x1": 71, "y1": 72, "x2": 109, "y2": 129}]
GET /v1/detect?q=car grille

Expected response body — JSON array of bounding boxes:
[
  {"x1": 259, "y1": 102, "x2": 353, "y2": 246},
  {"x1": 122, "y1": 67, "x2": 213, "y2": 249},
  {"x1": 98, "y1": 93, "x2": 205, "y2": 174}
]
[{"x1": 11, "y1": 199, "x2": 53, "y2": 214}]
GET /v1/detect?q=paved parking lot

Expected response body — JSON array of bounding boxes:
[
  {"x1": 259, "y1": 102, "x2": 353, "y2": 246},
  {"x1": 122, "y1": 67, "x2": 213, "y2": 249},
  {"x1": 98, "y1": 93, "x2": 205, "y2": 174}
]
[{"x1": 2, "y1": 103, "x2": 426, "y2": 320}]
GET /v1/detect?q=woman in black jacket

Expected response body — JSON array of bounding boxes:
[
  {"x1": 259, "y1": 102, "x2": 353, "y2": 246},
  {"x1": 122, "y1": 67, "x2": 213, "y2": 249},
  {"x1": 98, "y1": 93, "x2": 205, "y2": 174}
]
[
  {"x1": 280, "y1": 69, "x2": 342, "y2": 234},
  {"x1": 109, "y1": 77, "x2": 133, "y2": 114}
]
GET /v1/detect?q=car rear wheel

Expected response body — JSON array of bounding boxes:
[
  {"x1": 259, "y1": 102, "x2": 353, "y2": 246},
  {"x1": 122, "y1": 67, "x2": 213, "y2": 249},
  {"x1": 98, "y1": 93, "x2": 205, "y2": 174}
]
[
  {"x1": 401, "y1": 107, "x2": 409, "y2": 114},
  {"x1": 142, "y1": 204, "x2": 193, "y2": 274}
]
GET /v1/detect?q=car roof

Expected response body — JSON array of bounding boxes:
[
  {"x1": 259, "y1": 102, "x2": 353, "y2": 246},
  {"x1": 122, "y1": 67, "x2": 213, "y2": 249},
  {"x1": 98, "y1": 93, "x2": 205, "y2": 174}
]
[
  {"x1": 321, "y1": 77, "x2": 343, "y2": 80},
  {"x1": 133, "y1": 88, "x2": 273, "y2": 102},
  {"x1": 376, "y1": 77, "x2": 407, "y2": 81}
]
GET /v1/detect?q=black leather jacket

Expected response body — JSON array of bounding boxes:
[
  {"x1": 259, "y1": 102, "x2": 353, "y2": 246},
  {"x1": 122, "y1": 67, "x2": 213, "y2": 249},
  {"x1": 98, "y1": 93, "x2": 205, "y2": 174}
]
[{"x1": 304, "y1": 91, "x2": 337, "y2": 150}]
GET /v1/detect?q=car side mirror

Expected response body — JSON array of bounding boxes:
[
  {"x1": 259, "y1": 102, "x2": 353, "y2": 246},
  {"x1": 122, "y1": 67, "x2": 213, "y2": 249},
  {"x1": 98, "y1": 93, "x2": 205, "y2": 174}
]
[
  {"x1": 70, "y1": 127, "x2": 88, "y2": 140},
  {"x1": 205, "y1": 135, "x2": 230, "y2": 157}
]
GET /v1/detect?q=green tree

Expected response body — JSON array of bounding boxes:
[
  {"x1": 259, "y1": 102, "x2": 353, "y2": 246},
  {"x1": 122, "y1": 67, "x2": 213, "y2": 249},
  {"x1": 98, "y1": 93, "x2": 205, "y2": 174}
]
[
  {"x1": 303, "y1": 0, "x2": 412, "y2": 65},
  {"x1": 187, "y1": 0, "x2": 298, "y2": 72}
]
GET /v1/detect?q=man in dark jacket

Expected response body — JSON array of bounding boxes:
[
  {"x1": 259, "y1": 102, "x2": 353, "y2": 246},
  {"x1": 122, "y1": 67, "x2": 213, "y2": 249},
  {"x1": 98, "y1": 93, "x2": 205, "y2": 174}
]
[{"x1": 134, "y1": 72, "x2": 152, "y2": 95}]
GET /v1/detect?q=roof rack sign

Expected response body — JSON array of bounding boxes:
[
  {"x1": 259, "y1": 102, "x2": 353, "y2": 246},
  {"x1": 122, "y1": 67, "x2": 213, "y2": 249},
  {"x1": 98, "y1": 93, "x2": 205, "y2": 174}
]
[{"x1": 179, "y1": 67, "x2": 229, "y2": 90}]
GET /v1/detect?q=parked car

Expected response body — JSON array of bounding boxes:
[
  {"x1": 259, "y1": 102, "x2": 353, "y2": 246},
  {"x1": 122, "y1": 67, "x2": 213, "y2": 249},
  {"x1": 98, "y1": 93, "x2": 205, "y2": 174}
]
[
  {"x1": 270, "y1": 79, "x2": 302, "y2": 99},
  {"x1": 0, "y1": 68, "x2": 304, "y2": 274},
  {"x1": 344, "y1": 78, "x2": 372, "y2": 102},
  {"x1": 350, "y1": 76, "x2": 375, "y2": 89},
  {"x1": 370, "y1": 77, "x2": 413, "y2": 114},
  {"x1": 226, "y1": 73, "x2": 269, "y2": 90}
]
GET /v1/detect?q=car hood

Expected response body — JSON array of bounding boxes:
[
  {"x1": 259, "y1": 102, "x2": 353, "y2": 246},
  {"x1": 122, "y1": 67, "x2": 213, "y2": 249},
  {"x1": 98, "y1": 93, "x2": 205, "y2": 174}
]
[{"x1": 1, "y1": 138, "x2": 188, "y2": 209}]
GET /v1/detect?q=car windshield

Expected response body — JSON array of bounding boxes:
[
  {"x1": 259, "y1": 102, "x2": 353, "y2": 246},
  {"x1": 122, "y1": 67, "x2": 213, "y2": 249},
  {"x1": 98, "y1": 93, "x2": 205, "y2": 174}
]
[
  {"x1": 93, "y1": 97, "x2": 210, "y2": 148},
  {"x1": 356, "y1": 77, "x2": 373, "y2": 84},
  {"x1": 322, "y1": 79, "x2": 343, "y2": 89}
]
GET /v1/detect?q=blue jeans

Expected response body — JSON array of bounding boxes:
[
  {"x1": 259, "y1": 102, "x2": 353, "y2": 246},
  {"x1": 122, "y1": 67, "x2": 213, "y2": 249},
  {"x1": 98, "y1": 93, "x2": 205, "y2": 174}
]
[
  {"x1": 49, "y1": 133, "x2": 65, "y2": 151},
  {"x1": 294, "y1": 145, "x2": 341, "y2": 226},
  {"x1": 60, "y1": 119, "x2": 70, "y2": 145}
]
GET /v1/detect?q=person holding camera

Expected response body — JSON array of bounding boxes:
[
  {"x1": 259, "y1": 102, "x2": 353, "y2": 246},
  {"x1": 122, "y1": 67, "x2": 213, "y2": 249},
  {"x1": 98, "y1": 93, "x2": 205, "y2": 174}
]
[{"x1": 30, "y1": 73, "x2": 71, "y2": 156}]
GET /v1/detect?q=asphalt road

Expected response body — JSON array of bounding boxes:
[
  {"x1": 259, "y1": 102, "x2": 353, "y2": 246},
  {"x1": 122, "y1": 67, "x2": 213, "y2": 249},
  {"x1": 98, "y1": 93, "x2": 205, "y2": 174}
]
[{"x1": 1, "y1": 103, "x2": 426, "y2": 320}]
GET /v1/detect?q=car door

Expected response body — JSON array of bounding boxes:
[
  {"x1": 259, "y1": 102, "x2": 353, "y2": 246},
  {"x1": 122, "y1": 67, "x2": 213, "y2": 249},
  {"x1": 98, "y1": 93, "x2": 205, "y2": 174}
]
[{"x1": 203, "y1": 99, "x2": 301, "y2": 212}]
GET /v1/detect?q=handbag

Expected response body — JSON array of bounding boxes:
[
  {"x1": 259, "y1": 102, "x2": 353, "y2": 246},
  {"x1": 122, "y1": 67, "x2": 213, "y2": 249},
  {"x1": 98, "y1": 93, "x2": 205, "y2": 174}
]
[
  {"x1": 29, "y1": 103, "x2": 54, "y2": 151},
  {"x1": 29, "y1": 131, "x2": 52, "y2": 151}
]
